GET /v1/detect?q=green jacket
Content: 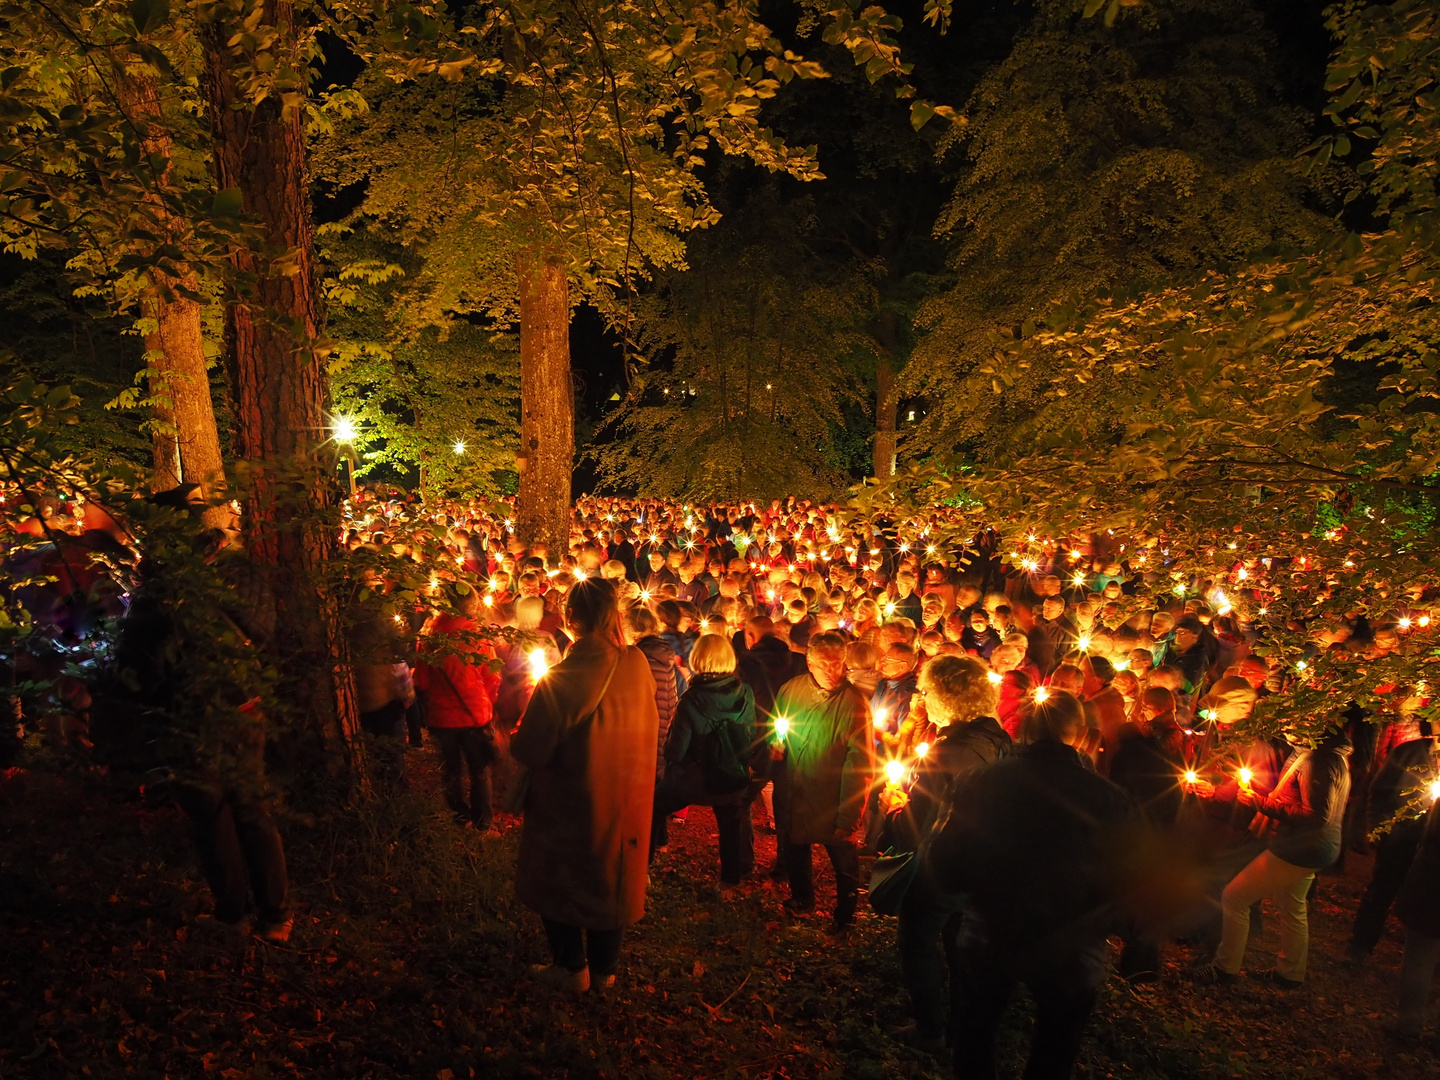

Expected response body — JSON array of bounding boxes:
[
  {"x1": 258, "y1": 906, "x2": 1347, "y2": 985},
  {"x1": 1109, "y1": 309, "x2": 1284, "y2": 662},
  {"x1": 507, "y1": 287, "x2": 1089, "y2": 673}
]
[{"x1": 776, "y1": 674, "x2": 874, "y2": 845}]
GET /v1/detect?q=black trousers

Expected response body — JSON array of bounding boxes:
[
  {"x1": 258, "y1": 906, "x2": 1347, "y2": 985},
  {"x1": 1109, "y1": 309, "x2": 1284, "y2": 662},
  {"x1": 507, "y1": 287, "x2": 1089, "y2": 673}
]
[
  {"x1": 430, "y1": 726, "x2": 496, "y2": 826},
  {"x1": 172, "y1": 781, "x2": 289, "y2": 926},
  {"x1": 786, "y1": 839, "x2": 860, "y2": 924},
  {"x1": 359, "y1": 702, "x2": 409, "y2": 794},
  {"x1": 1351, "y1": 816, "x2": 1425, "y2": 954},
  {"x1": 542, "y1": 918, "x2": 625, "y2": 976},
  {"x1": 653, "y1": 770, "x2": 755, "y2": 884},
  {"x1": 954, "y1": 937, "x2": 1105, "y2": 1080},
  {"x1": 896, "y1": 873, "x2": 964, "y2": 1039}
]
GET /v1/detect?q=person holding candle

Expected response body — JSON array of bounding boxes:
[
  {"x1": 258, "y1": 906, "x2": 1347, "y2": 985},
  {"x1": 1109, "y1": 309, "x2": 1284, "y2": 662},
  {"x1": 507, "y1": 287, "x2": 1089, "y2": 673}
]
[
  {"x1": 926, "y1": 688, "x2": 1140, "y2": 1080},
  {"x1": 1190, "y1": 724, "x2": 1353, "y2": 987},
  {"x1": 511, "y1": 577, "x2": 660, "y2": 994},
  {"x1": 881, "y1": 655, "x2": 1011, "y2": 1055},
  {"x1": 773, "y1": 630, "x2": 875, "y2": 932}
]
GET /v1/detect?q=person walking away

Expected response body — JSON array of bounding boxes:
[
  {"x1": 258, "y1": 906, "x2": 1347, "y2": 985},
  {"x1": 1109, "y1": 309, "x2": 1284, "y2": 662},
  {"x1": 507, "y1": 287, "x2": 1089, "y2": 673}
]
[
  {"x1": 1191, "y1": 723, "x2": 1353, "y2": 987},
  {"x1": 1393, "y1": 794, "x2": 1440, "y2": 1040},
  {"x1": 773, "y1": 631, "x2": 874, "y2": 933},
  {"x1": 625, "y1": 605, "x2": 679, "y2": 856},
  {"x1": 511, "y1": 578, "x2": 659, "y2": 993},
  {"x1": 654, "y1": 635, "x2": 758, "y2": 898},
  {"x1": 413, "y1": 588, "x2": 502, "y2": 829},
  {"x1": 926, "y1": 690, "x2": 1140, "y2": 1080},
  {"x1": 881, "y1": 655, "x2": 1010, "y2": 1055}
]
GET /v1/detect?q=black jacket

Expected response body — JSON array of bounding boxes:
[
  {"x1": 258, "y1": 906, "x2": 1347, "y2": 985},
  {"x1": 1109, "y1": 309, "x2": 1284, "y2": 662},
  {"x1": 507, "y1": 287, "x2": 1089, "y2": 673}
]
[
  {"x1": 888, "y1": 716, "x2": 1011, "y2": 851},
  {"x1": 737, "y1": 635, "x2": 806, "y2": 733},
  {"x1": 635, "y1": 635, "x2": 679, "y2": 777},
  {"x1": 927, "y1": 739, "x2": 1140, "y2": 959}
]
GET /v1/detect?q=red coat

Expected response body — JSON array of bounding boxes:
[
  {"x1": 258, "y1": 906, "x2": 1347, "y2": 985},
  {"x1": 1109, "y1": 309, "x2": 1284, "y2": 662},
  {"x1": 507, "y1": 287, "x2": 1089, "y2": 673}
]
[{"x1": 413, "y1": 614, "x2": 499, "y2": 727}]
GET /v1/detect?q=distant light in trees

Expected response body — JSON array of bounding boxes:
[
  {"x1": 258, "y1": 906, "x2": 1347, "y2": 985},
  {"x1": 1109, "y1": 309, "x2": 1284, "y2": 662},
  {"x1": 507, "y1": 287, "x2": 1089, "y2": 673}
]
[
  {"x1": 453, "y1": 440, "x2": 467, "y2": 455},
  {"x1": 333, "y1": 415, "x2": 359, "y2": 444}
]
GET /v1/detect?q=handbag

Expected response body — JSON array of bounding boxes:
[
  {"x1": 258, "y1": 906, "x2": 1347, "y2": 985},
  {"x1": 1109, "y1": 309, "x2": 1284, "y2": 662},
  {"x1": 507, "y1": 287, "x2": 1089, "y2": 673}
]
[
  {"x1": 867, "y1": 847, "x2": 919, "y2": 916},
  {"x1": 503, "y1": 649, "x2": 622, "y2": 816}
]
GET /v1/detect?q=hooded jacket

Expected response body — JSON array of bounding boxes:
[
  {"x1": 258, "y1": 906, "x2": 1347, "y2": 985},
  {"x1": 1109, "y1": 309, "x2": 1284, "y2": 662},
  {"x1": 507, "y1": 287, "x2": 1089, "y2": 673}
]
[
  {"x1": 888, "y1": 715, "x2": 1011, "y2": 852},
  {"x1": 665, "y1": 673, "x2": 756, "y2": 765},
  {"x1": 1257, "y1": 732, "x2": 1354, "y2": 870},
  {"x1": 634, "y1": 634, "x2": 679, "y2": 777},
  {"x1": 776, "y1": 673, "x2": 875, "y2": 845}
]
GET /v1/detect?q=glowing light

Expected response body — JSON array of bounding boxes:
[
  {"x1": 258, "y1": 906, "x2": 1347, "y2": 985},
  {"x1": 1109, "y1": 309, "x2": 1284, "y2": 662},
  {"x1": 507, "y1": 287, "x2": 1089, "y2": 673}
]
[
  {"x1": 1295, "y1": 661, "x2": 1308, "y2": 672},
  {"x1": 884, "y1": 602, "x2": 897, "y2": 617},
  {"x1": 528, "y1": 648, "x2": 550, "y2": 680},
  {"x1": 482, "y1": 595, "x2": 494, "y2": 608},
  {"x1": 774, "y1": 716, "x2": 790, "y2": 740},
  {"x1": 1077, "y1": 635, "x2": 1091, "y2": 652},
  {"x1": 640, "y1": 590, "x2": 651, "y2": 602},
  {"x1": 915, "y1": 742, "x2": 930, "y2": 759},
  {"x1": 1034, "y1": 686, "x2": 1051, "y2": 703},
  {"x1": 1400, "y1": 617, "x2": 1413, "y2": 630},
  {"x1": 1202, "y1": 709, "x2": 1218, "y2": 722},
  {"x1": 873, "y1": 707, "x2": 889, "y2": 729},
  {"x1": 987, "y1": 670, "x2": 1004, "y2": 685},
  {"x1": 884, "y1": 760, "x2": 906, "y2": 787},
  {"x1": 504, "y1": 519, "x2": 514, "y2": 531},
  {"x1": 1073, "y1": 573, "x2": 1086, "y2": 587},
  {"x1": 392, "y1": 614, "x2": 404, "y2": 625},
  {"x1": 573, "y1": 568, "x2": 587, "y2": 581},
  {"x1": 1184, "y1": 770, "x2": 1198, "y2": 785},
  {"x1": 1070, "y1": 550, "x2": 1082, "y2": 559},
  {"x1": 1237, "y1": 768, "x2": 1253, "y2": 788},
  {"x1": 699, "y1": 619, "x2": 710, "y2": 631},
  {"x1": 1237, "y1": 567, "x2": 1249, "y2": 580},
  {"x1": 1258, "y1": 607, "x2": 1269, "y2": 616},
  {"x1": 452, "y1": 440, "x2": 466, "y2": 455},
  {"x1": 333, "y1": 416, "x2": 359, "y2": 443},
  {"x1": 899, "y1": 542, "x2": 911, "y2": 553},
  {"x1": 1430, "y1": 779, "x2": 1440, "y2": 802},
  {"x1": 1421, "y1": 616, "x2": 1432, "y2": 628},
  {"x1": 487, "y1": 578, "x2": 500, "y2": 592},
  {"x1": 1113, "y1": 659, "x2": 1130, "y2": 671},
  {"x1": 926, "y1": 545, "x2": 937, "y2": 556}
]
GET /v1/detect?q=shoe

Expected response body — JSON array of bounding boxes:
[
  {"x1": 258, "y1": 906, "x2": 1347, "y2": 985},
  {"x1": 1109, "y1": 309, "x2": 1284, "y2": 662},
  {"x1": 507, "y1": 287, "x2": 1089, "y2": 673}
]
[
  {"x1": 1248, "y1": 968, "x2": 1303, "y2": 989},
  {"x1": 256, "y1": 916, "x2": 294, "y2": 943},
  {"x1": 195, "y1": 913, "x2": 252, "y2": 939},
  {"x1": 591, "y1": 973, "x2": 617, "y2": 993},
  {"x1": 530, "y1": 963, "x2": 591, "y2": 993},
  {"x1": 1186, "y1": 962, "x2": 1237, "y2": 986},
  {"x1": 885, "y1": 1022, "x2": 946, "y2": 1056}
]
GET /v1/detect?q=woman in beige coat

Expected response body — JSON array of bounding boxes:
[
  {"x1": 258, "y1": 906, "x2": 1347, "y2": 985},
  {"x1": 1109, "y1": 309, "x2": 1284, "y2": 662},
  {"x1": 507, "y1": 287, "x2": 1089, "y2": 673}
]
[{"x1": 511, "y1": 577, "x2": 659, "y2": 992}]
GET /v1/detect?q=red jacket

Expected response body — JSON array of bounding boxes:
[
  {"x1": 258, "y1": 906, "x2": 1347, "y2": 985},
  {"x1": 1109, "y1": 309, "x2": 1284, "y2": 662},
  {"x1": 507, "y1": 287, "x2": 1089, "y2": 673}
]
[{"x1": 413, "y1": 614, "x2": 500, "y2": 728}]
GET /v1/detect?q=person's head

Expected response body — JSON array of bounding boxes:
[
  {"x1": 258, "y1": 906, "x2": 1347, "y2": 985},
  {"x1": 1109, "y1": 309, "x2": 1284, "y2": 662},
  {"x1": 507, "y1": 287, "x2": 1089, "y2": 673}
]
[
  {"x1": 689, "y1": 633, "x2": 737, "y2": 676},
  {"x1": 806, "y1": 631, "x2": 849, "y2": 690},
  {"x1": 969, "y1": 609, "x2": 991, "y2": 633},
  {"x1": 880, "y1": 642, "x2": 917, "y2": 679},
  {"x1": 880, "y1": 619, "x2": 917, "y2": 649},
  {"x1": 1041, "y1": 596, "x2": 1065, "y2": 622},
  {"x1": 922, "y1": 594, "x2": 946, "y2": 626},
  {"x1": 602, "y1": 559, "x2": 628, "y2": 581},
  {"x1": 566, "y1": 577, "x2": 624, "y2": 647},
  {"x1": 845, "y1": 639, "x2": 879, "y2": 674},
  {"x1": 1049, "y1": 663, "x2": 1086, "y2": 696},
  {"x1": 744, "y1": 614, "x2": 775, "y2": 650},
  {"x1": 956, "y1": 584, "x2": 982, "y2": 610},
  {"x1": 1140, "y1": 686, "x2": 1176, "y2": 721},
  {"x1": 1111, "y1": 669, "x2": 1140, "y2": 701},
  {"x1": 624, "y1": 603, "x2": 659, "y2": 644},
  {"x1": 514, "y1": 594, "x2": 545, "y2": 631},
  {"x1": 1227, "y1": 654, "x2": 1268, "y2": 690},
  {"x1": 1150, "y1": 611, "x2": 1176, "y2": 637},
  {"x1": 1150, "y1": 665, "x2": 1185, "y2": 692},
  {"x1": 918, "y1": 654, "x2": 999, "y2": 727},
  {"x1": 918, "y1": 629, "x2": 944, "y2": 657},
  {"x1": 989, "y1": 642, "x2": 1024, "y2": 674},
  {"x1": 1196, "y1": 675, "x2": 1257, "y2": 725},
  {"x1": 1024, "y1": 689, "x2": 1086, "y2": 746},
  {"x1": 647, "y1": 551, "x2": 665, "y2": 570},
  {"x1": 656, "y1": 598, "x2": 683, "y2": 630},
  {"x1": 1172, "y1": 615, "x2": 1204, "y2": 653},
  {"x1": 786, "y1": 598, "x2": 808, "y2": 625}
]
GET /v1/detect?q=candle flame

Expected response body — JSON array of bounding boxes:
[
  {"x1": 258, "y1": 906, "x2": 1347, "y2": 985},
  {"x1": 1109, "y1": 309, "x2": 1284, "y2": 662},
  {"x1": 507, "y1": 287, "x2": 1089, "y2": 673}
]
[
  {"x1": 1034, "y1": 686, "x2": 1051, "y2": 703},
  {"x1": 987, "y1": 670, "x2": 1003, "y2": 684},
  {"x1": 884, "y1": 760, "x2": 906, "y2": 786},
  {"x1": 773, "y1": 716, "x2": 790, "y2": 740},
  {"x1": 528, "y1": 648, "x2": 549, "y2": 680},
  {"x1": 1238, "y1": 767, "x2": 1253, "y2": 787},
  {"x1": 1184, "y1": 770, "x2": 1198, "y2": 785},
  {"x1": 916, "y1": 742, "x2": 930, "y2": 758}
]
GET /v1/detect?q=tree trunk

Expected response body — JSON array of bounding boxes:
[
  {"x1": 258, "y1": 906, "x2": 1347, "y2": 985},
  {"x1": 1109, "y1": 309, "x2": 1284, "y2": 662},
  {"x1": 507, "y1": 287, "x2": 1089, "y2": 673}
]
[
  {"x1": 873, "y1": 357, "x2": 897, "y2": 480},
  {"x1": 203, "y1": 10, "x2": 361, "y2": 782},
  {"x1": 515, "y1": 251, "x2": 573, "y2": 560},
  {"x1": 119, "y1": 74, "x2": 227, "y2": 505}
]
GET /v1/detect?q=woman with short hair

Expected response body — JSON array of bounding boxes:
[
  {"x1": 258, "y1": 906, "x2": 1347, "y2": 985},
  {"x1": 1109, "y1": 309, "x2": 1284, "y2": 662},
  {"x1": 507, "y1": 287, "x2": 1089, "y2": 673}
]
[{"x1": 653, "y1": 633, "x2": 759, "y2": 898}]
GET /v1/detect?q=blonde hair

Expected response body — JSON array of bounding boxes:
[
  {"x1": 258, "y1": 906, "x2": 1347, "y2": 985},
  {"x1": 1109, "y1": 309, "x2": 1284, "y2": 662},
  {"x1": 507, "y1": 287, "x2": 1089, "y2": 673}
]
[
  {"x1": 689, "y1": 633, "x2": 737, "y2": 674},
  {"x1": 918, "y1": 654, "x2": 999, "y2": 723}
]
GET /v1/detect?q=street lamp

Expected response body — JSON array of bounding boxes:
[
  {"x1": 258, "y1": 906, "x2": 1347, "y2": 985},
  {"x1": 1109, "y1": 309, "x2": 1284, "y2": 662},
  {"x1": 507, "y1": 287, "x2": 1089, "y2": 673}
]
[{"x1": 332, "y1": 415, "x2": 359, "y2": 496}]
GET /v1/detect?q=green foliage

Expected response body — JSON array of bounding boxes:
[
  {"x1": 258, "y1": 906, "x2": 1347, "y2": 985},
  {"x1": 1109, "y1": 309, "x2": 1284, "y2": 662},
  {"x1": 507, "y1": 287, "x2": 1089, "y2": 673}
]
[
  {"x1": 906, "y1": 0, "x2": 1338, "y2": 461},
  {"x1": 586, "y1": 189, "x2": 864, "y2": 501}
]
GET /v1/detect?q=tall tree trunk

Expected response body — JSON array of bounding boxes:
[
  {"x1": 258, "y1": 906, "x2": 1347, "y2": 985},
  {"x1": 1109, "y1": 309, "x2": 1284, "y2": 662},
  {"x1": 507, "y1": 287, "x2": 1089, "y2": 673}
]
[
  {"x1": 515, "y1": 251, "x2": 573, "y2": 560},
  {"x1": 873, "y1": 358, "x2": 897, "y2": 480},
  {"x1": 203, "y1": 10, "x2": 361, "y2": 782},
  {"x1": 119, "y1": 74, "x2": 227, "y2": 504}
]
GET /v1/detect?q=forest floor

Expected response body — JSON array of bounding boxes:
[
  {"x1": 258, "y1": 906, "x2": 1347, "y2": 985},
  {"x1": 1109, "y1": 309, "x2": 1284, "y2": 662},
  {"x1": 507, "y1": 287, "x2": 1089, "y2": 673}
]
[{"x1": 2, "y1": 747, "x2": 1439, "y2": 1080}]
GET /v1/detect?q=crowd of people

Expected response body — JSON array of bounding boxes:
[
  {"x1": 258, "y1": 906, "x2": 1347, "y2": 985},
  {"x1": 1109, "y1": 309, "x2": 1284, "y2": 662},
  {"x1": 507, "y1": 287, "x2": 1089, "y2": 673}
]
[
  {"x1": 334, "y1": 490, "x2": 1440, "y2": 1073},
  {"x1": 6, "y1": 487, "x2": 1440, "y2": 1076}
]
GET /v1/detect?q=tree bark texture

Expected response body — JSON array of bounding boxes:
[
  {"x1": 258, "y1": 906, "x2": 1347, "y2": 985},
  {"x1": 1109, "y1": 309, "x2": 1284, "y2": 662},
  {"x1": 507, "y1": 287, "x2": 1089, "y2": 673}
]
[
  {"x1": 873, "y1": 357, "x2": 897, "y2": 481},
  {"x1": 203, "y1": 13, "x2": 361, "y2": 779},
  {"x1": 515, "y1": 252, "x2": 574, "y2": 560},
  {"x1": 118, "y1": 74, "x2": 226, "y2": 502}
]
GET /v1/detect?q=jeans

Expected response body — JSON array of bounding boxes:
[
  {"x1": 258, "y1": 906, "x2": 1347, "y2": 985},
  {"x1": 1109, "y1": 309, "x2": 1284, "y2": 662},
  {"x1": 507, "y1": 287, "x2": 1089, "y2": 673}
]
[
  {"x1": 1215, "y1": 849, "x2": 1314, "y2": 980},
  {"x1": 896, "y1": 872, "x2": 964, "y2": 1040},
  {"x1": 786, "y1": 839, "x2": 860, "y2": 924},
  {"x1": 542, "y1": 918, "x2": 625, "y2": 976},
  {"x1": 953, "y1": 930, "x2": 1104, "y2": 1080},
  {"x1": 430, "y1": 726, "x2": 496, "y2": 827},
  {"x1": 1350, "y1": 818, "x2": 1424, "y2": 955},
  {"x1": 172, "y1": 781, "x2": 289, "y2": 925},
  {"x1": 1399, "y1": 928, "x2": 1440, "y2": 1036},
  {"x1": 360, "y1": 701, "x2": 409, "y2": 794}
]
